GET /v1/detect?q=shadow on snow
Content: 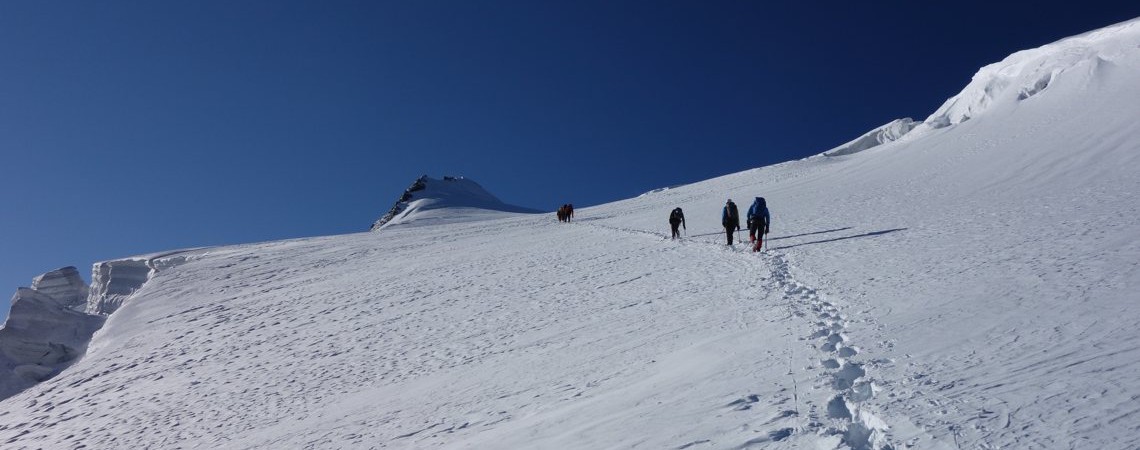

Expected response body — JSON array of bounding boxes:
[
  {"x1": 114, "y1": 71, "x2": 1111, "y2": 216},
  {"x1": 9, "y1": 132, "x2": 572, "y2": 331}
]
[
  {"x1": 770, "y1": 228, "x2": 908, "y2": 250},
  {"x1": 688, "y1": 226, "x2": 854, "y2": 240},
  {"x1": 767, "y1": 227, "x2": 854, "y2": 241}
]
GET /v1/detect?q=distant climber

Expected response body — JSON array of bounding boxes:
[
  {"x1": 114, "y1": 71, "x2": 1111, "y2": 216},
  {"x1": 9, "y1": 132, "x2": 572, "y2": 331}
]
[
  {"x1": 747, "y1": 197, "x2": 771, "y2": 252},
  {"x1": 557, "y1": 204, "x2": 575, "y2": 223},
  {"x1": 668, "y1": 207, "x2": 686, "y2": 239},
  {"x1": 722, "y1": 199, "x2": 740, "y2": 245}
]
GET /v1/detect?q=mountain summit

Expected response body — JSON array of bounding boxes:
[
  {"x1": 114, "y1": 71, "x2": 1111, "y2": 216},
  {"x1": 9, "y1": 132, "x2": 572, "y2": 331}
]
[{"x1": 370, "y1": 175, "x2": 540, "y2": 231}]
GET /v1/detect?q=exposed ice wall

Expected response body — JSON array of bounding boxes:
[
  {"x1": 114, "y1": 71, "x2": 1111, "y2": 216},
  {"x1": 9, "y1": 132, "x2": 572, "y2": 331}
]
[
  {"x1": 87, "y1": 258, "x2": 152, "y2": 316},
  {"x1": 86, "y1": 251, "x2": 198, "y2": 315},
  {"x1": 0, "y1": 268, "x2": 105, "y2": 400},
  {"x1": 0, "y1": 251, "x2": 199, "y2": 401},
  {"x1": 29, "y1": 267, "x2": 89, "y2": 312}
]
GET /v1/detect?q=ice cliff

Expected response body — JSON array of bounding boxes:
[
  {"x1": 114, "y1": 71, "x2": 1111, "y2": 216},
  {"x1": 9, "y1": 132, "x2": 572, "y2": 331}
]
[
  {"x1": 0, "y1": 267, "x2": 103, "y2": 399},
  {"x1": 0, "y1": 251, "x2": 197, "y2": 400}
]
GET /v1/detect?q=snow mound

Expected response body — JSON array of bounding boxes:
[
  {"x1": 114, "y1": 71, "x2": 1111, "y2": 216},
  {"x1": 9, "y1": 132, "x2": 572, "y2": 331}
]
[
  {"x1": 822, "y1": 118, "x2": 917, "y2": 157},
  {"x1": 923, "y1": 17, "x2": 1140, "y2": 128},
  {"x1": 370, "y1": 175, "x2": 540, "y2": 231}
]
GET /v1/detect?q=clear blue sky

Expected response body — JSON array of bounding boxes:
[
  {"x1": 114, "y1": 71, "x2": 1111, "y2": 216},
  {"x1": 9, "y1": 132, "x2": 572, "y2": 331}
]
[{"x1": 3, "y1": 1, "x2": 1138, "y2": 318}]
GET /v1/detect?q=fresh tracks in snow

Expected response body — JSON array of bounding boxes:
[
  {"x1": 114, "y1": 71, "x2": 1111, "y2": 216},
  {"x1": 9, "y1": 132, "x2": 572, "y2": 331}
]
[
  {"x1": 765, "y1": 252, "x2": 895, "y2": 449},
  {"x1": 577, "y1": 220, "x2": 897, "y2": 449}
]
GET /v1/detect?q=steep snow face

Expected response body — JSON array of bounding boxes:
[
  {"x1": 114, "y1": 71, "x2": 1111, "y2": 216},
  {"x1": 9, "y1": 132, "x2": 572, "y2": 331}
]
[
  {"x1": 922, "y1": 17, "x2": 1140, "y2": 129},
  {"x1": 87, "y1": 259, "x2": 151, "y2": 315},
  {"x1": 822, "y1": 118, "x2": 917, "y2": 157},
  {"x1": 370, "y1": 176, "x2": 540, "y2": 230},
  {"x1": 0, "y1": 18, "x2": 1138, "y2": 450}
]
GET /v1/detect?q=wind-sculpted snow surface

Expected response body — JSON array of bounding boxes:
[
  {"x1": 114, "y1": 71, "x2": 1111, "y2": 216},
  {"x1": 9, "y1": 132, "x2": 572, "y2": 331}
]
[
  {"x1": 921, "y1": 17, "x2": 1140, "y2": 129},
  {"x1": 0, "y1": 222, "x2": 846, "y2": 449},
  {"x1": 1, "y1": 17, "x2": 1140, "y2": 450}
]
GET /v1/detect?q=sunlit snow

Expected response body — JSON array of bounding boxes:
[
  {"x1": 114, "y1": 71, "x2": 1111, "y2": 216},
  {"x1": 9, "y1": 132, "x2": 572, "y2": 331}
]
[{"x1": 1, "y1": 17, "x2": 1138, "y2": 450}]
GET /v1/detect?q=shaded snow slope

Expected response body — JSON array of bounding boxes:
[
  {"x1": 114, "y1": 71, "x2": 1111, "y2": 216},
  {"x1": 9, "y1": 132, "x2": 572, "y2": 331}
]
[
  {"x1": 1, "y1": 17, "x2": 1139, "y2": 450},
  {"x1": 370, "y1": 175, "x2": 540, "y2": 231},
  {"x1": 821, "y1": 118, "x2": 917, "y2": 157}
]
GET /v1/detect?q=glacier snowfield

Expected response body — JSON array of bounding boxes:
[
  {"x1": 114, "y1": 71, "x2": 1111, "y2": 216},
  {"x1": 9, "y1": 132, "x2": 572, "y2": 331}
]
[{"x1": 2, "y1": 16, "x2": 1140, "y2": 450}]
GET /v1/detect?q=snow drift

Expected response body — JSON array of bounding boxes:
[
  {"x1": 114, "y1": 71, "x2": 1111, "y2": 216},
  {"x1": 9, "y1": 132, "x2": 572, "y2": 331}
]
[
  {"x1": 1, "y1": 16, "x2": 1139, "y2": 450},
  {"x1": 821, "y1": 118, "x2": 917, "y2": 157}
]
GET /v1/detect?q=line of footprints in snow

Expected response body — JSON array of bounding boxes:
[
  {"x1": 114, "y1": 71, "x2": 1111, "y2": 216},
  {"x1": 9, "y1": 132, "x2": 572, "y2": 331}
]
[{"x1": 720, "y1": 253, "x2": 889, "y2": 448}]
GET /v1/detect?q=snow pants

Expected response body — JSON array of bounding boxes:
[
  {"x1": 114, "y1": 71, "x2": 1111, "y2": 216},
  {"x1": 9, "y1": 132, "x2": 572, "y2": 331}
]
[{"x1": 749, "y1": 221, "x2": 767, "y2": 250}]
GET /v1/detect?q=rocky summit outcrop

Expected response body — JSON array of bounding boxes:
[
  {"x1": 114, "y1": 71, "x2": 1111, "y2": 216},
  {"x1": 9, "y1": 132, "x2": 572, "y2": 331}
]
[
  {"x1": 370, "y1": 175, "x2": 540, "y2": 231},
  {"x1": 370, "y1": 176, "x2": 430, "y2": 231}
]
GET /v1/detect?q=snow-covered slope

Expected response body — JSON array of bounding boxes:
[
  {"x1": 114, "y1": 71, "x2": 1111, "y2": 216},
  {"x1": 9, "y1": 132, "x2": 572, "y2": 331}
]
[
  {"x1": 921, "y1": 17, "x2": 1140, "y2": 129},
  {"x1": 370, "y1": 175, "x2": 541, "y2": 231},
  {"x1": 1, "y1": 17, "x2": 1138, "y2": 450}
]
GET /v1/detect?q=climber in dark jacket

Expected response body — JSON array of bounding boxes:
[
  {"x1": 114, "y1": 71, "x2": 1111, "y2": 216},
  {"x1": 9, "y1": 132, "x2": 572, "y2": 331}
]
[
  {"x1": 668, "y1": 207, "x2": 686, "y2": 239},
  {"x1": 722, "y1": 199, "x2": 740, "y2": 245}
]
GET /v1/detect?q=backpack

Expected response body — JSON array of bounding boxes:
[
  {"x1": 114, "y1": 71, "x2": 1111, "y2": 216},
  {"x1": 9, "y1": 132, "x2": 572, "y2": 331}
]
[
  {"x1": 670, "y1": 208, "x2": 683, "y2": 221},
  {"x1": 749, "y1": 198, "x2": 768, "y2": 222},
  {"x1": 725, "y1": 202, "x2": 739, "y2": 223}
]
